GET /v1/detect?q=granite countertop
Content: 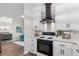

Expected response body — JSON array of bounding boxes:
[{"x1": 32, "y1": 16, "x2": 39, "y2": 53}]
[
  {"x1": 28, "y1": 36, "x2": 79, "y2": 47},
  {"x1": 52, "y1": 38, "x2": 79, "y2": 47}
]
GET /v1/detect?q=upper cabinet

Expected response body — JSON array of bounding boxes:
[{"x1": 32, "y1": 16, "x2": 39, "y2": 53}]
[
  {"x1": 70, "y1": 22, "x2": 79, "y2": 30},
  {"x1": 56, "y1": 21, "x2": 79, "y2": 30},
  {"x1": 55, "y1": 21, "x2": 70, "y2": 30},
  {"x1": 32, "y1": 4, "x2": 45, "y2": 31},
  {"x1": 55, "y1": 3, "x2": 79, "y2": 30}
]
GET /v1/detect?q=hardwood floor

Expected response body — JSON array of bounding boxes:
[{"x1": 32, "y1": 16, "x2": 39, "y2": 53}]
[{"x1": 0, "y1": 41, "x2": 24, "y2": 56}]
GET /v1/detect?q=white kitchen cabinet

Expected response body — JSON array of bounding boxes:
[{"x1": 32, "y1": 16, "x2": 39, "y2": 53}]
[
  {"x1": 53, "y1": 46, "x2": 64, "y2": 56},
  {"x1": 56, "y1": 21, "x2": 79, "y2": 30},
  {"x1": 53, "y1": 47, "x2": 72, "y2": 56},
  {"x1": 53, "y1": 41, "x2": 72, "y2": 56},
  {"x1": 63, "y1": 47, "x2": 72, "y2": 56},
  {"x1": 55, "y1": 3, "x2": 79, "y2": 30},
  {"x1": 55, "y1": 21, "x2": 70, "y2": 30},
  {"x1": 33, "y1": 23, "x2": 43, "y2": 31},
  {"x1": 29, "y1": 37, "x2": 37, "y2": 54},
  {"x1": 32, "y1": 8, "x2": 44, "y2": 31},
  {"x1": 70, "y1": 23, "x2": 79, "y2": 30}
]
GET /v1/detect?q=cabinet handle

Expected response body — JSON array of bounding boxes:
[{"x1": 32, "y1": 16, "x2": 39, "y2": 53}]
[
  {"x1": 60, "y1": 49, "x2": 64, "y2": 55},
  {"x1": 62, "y1": 49, "x2": 64, "y2": 55},
  {"x1": 60, "y1": 49, "x2": 62, "y2": 54},
  {"x1": 60, "y1": 44, "x2": 65, "y2": 46}
]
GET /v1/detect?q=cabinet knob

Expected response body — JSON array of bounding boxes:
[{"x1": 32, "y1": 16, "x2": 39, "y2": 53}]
[{"x1": 60, "y1": 49, "x2": 64, "y2": 55}]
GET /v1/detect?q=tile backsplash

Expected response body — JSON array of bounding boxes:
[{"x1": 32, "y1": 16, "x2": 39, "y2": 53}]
[{"x1": 43, "y1": 22, "x2": 55, "y2": 32}]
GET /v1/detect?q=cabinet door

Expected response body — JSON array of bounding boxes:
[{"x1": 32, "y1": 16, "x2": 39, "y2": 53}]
[
  {"x1": 55, "y1": 21, "x2": 68, "y2": 30},
  {"x1": 33, "y1": 21, "x2": 43, "y2": 31},
  {"x1": 64, "y1": 47, "x2": 72, "y2": 56},
  {"x1": 53, "y1": 46, "x2": 65, "y2": 56},
  {"x1": 53, "y1": 41, "x2": 72, "y2": 56},
  {"x1": 70, "y1": 23, "x2": 79, "y2": 30},
  {"x1": 53, "y1": 46, "x2": 72, "y2": 56},
  {"x1": 32, "y1": 10, "x2": 43, "y2": 31},
  {"x1": 29, "y1": 38, "x2": 37, "y2": 54}
]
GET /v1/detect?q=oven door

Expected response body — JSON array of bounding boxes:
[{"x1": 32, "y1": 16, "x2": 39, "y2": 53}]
[{"x1": 37, "y1": 39, "x2": 53, "y2": 56}]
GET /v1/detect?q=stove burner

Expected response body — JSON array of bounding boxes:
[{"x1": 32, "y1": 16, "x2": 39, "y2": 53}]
[{"x1": 47, "y1": 37, "x2": 53, "y2": 39}]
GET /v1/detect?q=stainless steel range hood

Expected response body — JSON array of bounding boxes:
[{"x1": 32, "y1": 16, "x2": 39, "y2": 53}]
[{"x1": 40, "y1": 3, "x2": 55, "y2": 23}]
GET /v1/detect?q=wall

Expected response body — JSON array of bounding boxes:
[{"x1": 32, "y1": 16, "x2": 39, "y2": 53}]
[
  {"x1": 12, "y1": 19, "x2": 24, "y2": 41},
  {"x1": 70, "y1": 31, "x2": 79, "y2": 41},
  {"x1": 24, "y1": 4, "x2": 34, "y2": 53},
  {"x1": 0, "y1": 16, "x2": 12, "y2": 33},
  {"x1": 55, "y1": 3, "x2": 79, "y2": 29}
]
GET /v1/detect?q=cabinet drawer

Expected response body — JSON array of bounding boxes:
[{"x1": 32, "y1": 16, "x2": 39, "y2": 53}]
[
  {"x1": 30, "y1": 47, "x2": 36, "y2": 51},
  {"x1": 29, "y1": 38, "x2": 37, "y2": 54},
  {"x1": 30, "y1": 49, "x2": 37, "y2": 54},
  {"x1": 30, "y1": 43, "x2": 37, "y2": 47},
  {"x1": 29, "y1": 46, "x2": 37, "y2": 54},
  {"x1": 53, "y1": 41, "x2": 72, "y2": 48},
  {"x1": 30, "y1": 39, "x2": 37, "y2": 43}
]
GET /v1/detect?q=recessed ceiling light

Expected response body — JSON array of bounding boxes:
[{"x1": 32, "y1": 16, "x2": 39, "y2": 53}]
[{"x1": 21, "y1": 15, "x2": 24, "y2": 18}]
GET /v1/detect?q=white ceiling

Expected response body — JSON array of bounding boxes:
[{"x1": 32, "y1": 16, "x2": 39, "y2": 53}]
[{"x1": 0, "y1": 3, "x2": 24, "y2": 20}]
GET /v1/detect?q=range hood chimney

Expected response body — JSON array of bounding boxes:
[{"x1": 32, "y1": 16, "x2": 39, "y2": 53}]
[{"x1": 40, "y1": 3, "x2": 55, "y2": 23}]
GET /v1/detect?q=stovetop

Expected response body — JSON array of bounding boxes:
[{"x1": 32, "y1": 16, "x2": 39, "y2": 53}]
[
  {"x1": 38, "y1": 32, "x2": 56, "y2": 40},
  {"x1": 39, "y1": 35, "x2": 56, "y2": 40}
]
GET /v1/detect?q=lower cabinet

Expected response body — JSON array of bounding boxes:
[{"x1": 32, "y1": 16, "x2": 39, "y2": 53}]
[
  {"x1": 53, "y1": 41, "x2": 72, "y2": 56},
  {"x1": 64, "y1": 47, "x2": 72, "y2": 56},
  {"x1": 28, "y1": 38, "x2": 79, "y2": 56},
  {"x1": 53, "y1": 46, "x2": 63, "y2": 56},
  {"x1": 29, "y1": 38, "x2": 37, "y2": 54},
  {"x1": 53, "y1": 46, "x2": 72, "y2": 56}
]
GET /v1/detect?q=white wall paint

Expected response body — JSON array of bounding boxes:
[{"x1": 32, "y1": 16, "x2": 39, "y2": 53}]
[
  {"x1": 55, "y1": 3, "x2": 79, "y2": 22},
  {"x1": 71, "y1": 31, "x2": 79, "y2": 41},
  {"x1": 24, "y1": 4, "x2": 34, "y2": 53},
  {"x1": 0, "y1": 3, "x2": 24, "y2": 20},
  {"x1": 12, "y1": 19, "x2": 24, "y2": 41}
]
